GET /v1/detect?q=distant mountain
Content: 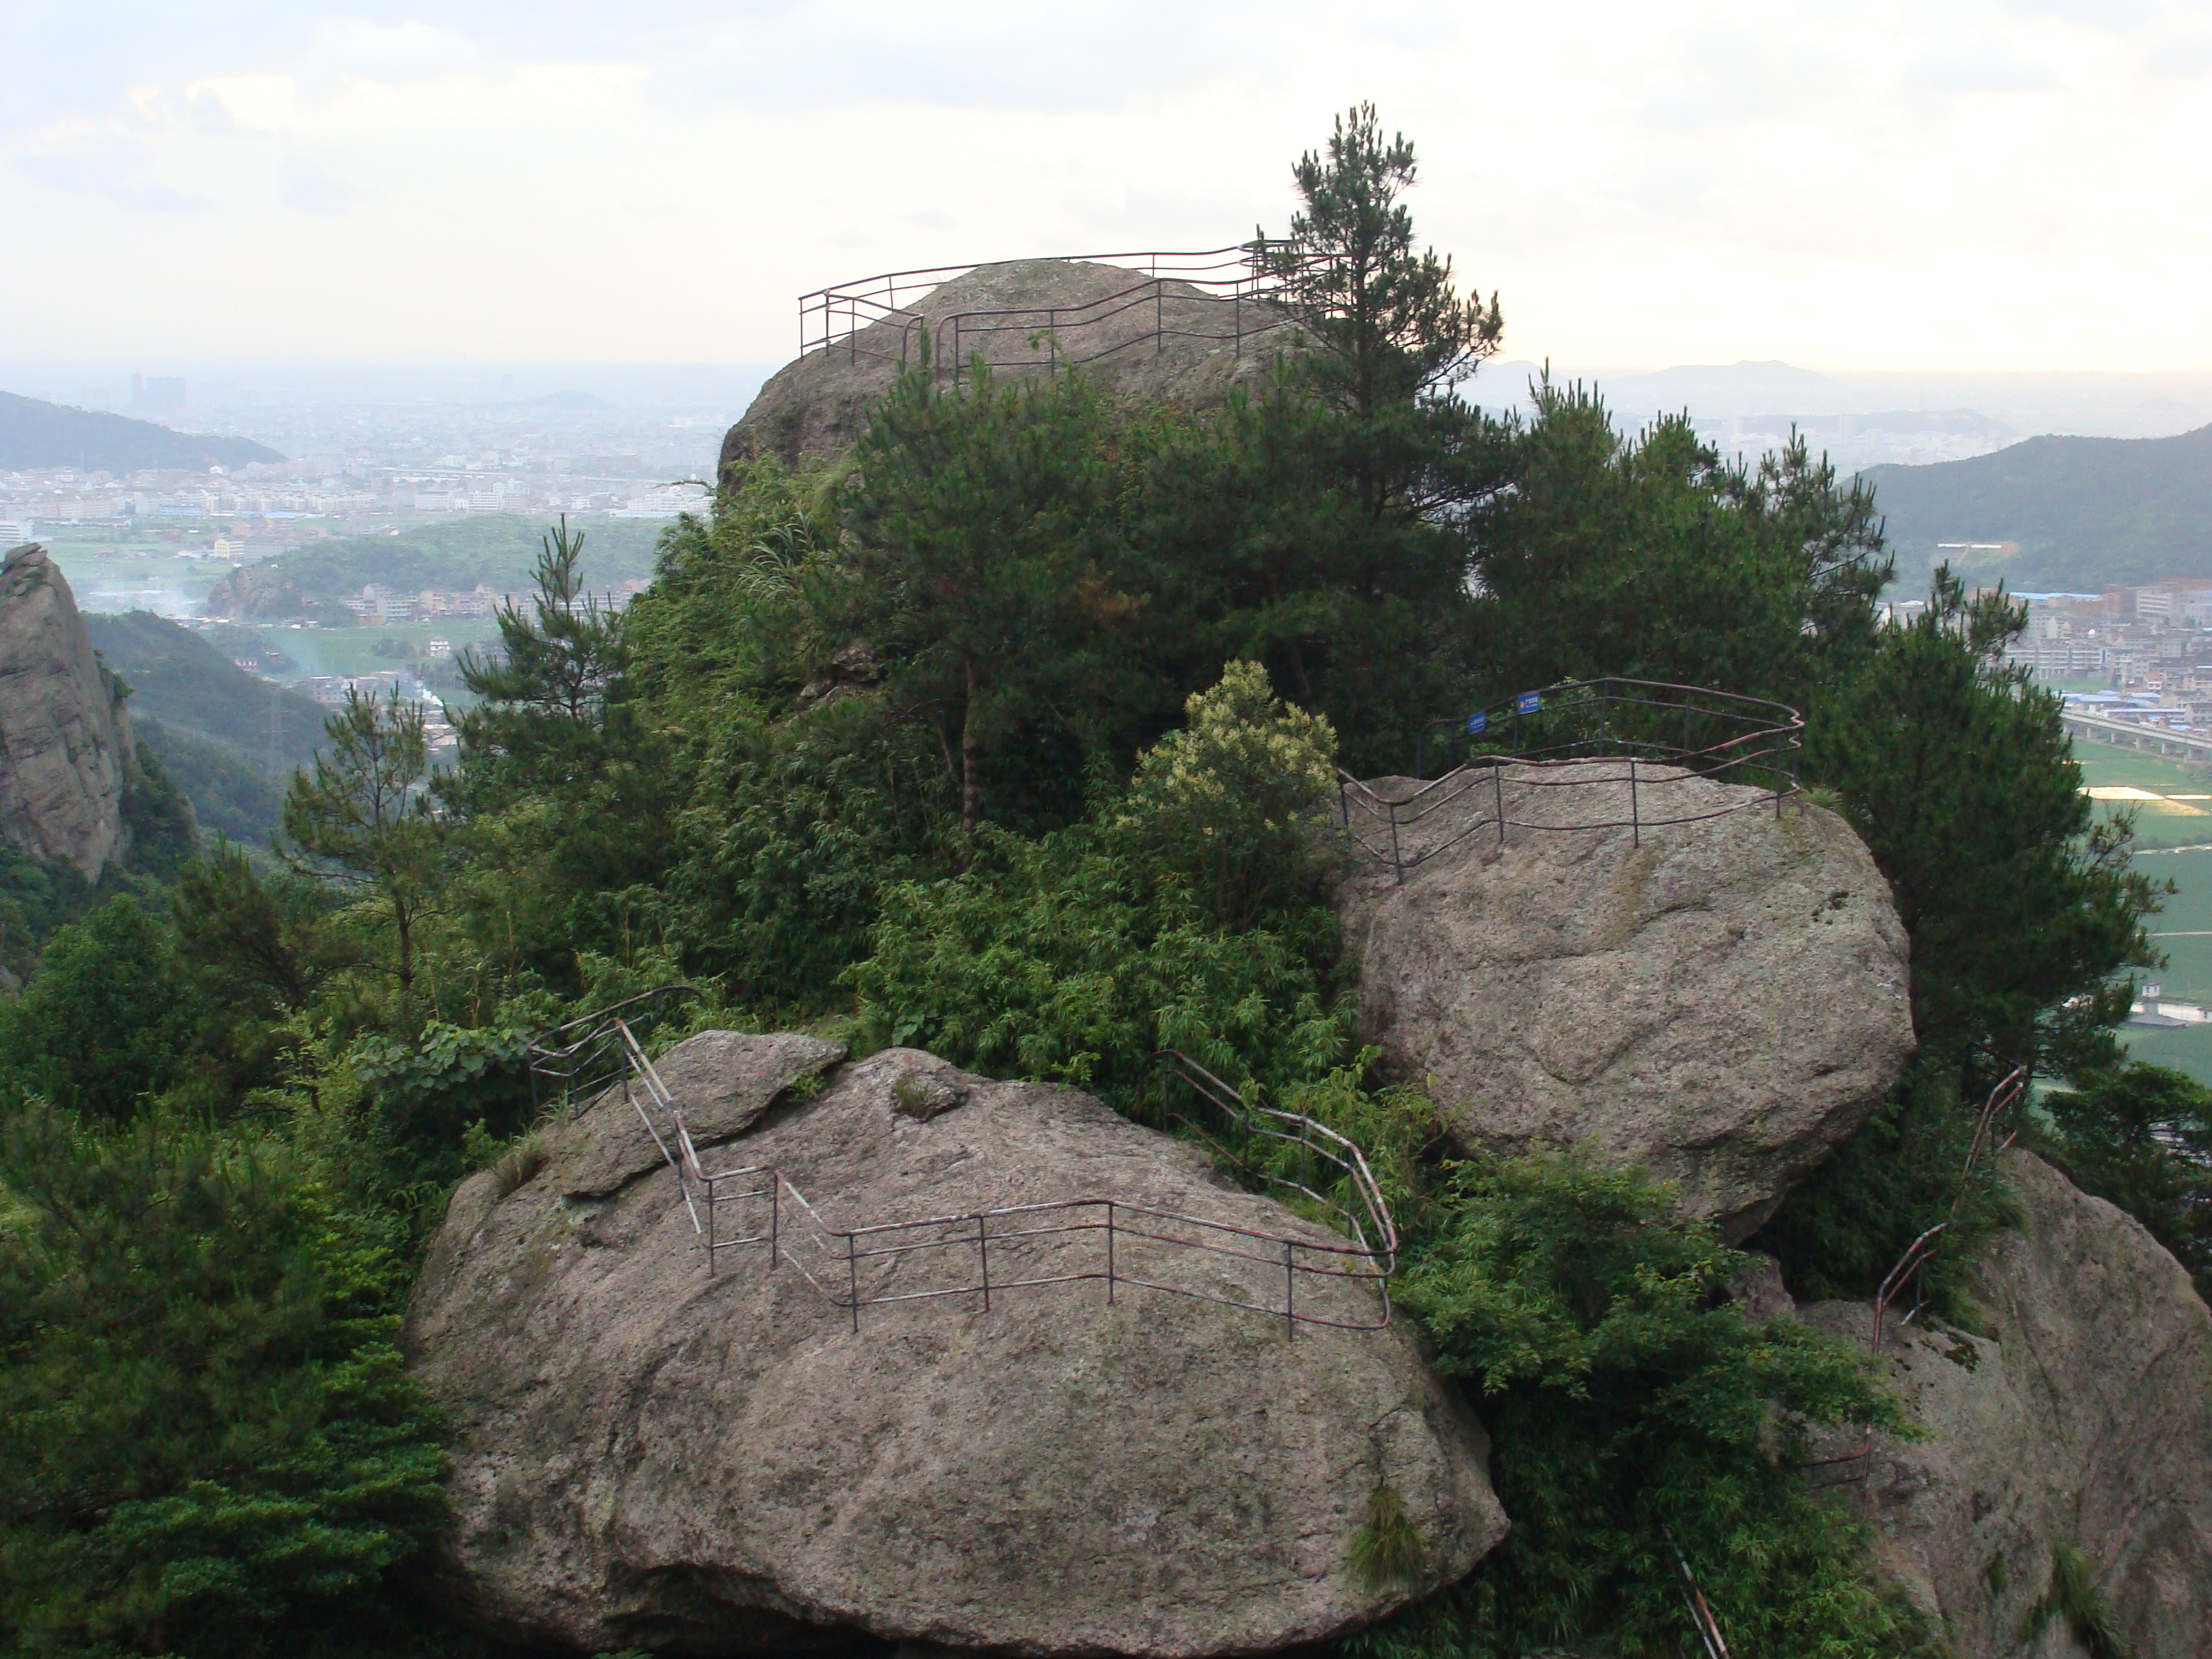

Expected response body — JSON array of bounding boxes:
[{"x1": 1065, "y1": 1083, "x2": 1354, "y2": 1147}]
[
  {"x1": 0, "y1": 391, "x2": 285, "y2": 472},
  {"x1": 1862, "y1": 423, "x2": 2212, "y2": 592}
]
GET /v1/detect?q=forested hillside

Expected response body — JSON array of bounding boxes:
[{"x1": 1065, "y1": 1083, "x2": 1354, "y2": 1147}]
[
  {"x1": 2, "y1": 108, "x2": 2204, "y2": 1659},
  {"x1": 84, "y1": 611, "x2": 327, "y2": 843},
  {"x1": 1866, "y1": 420, "x2": 2212, "y2": 590},
  {"x1": 0, "y1": 390, "x2": 284, "y2": 470}
]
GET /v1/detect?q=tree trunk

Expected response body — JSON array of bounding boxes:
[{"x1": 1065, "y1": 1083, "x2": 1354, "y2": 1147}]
[
  {"x1": 958, "y1": 656, "x2": 982, "y2": 869},
  {"x1": 395, "y1": 899, "x2": 413, "y2": 1003}
]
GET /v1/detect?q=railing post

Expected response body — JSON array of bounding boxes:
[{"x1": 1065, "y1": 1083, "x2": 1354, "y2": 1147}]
[
  {"x1": 770, "y1": 1175, "x2": 779, "y2": 1269},
  {"x1": 1629, "y1": 755, "x2": 1640, "y2": 848},
  {"x1": 707, "y1": 1175, "x2": 716, "y2": 1274},
  {"x1": 1495, "y1": 762, "x2": 1507, "y2": 846},
  {"x1": 1284, "y1": 1240, "x2": 1296, "y2": 1340},
  {"x1": 1106, "y1": 1200, "x2": 1115, "y2": 1305},
  {"x1": 1388, "y1": 803, "x2": 1404, "y2": 886},
  {"x1": 847, "y1": 1233, "x2": 859, "y2": 1334},
  {"x1": 978, "y1": 1214, "x2": 991, "y2": 1313}
]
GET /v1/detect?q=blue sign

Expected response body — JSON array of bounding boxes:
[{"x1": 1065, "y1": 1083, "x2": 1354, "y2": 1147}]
[
  {"x1": 1515, "y1": 691, "x2": 1542, "y2": 714},
  {"x1": 1466, "y1": 710, "x2": 1488, "y2": 735}
]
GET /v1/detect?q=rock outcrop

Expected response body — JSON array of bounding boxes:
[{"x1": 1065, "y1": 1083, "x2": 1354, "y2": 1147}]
[
  {"x1": 722, "y1": 258, "x2": 1295, "y2": 474},
  {"x1": 0, "y1": 544, "x2": 134, "y2": 878},
  {"x1": 1336, "y1": 762, "x2": 1913, "y2": 1238},
  {"x1": 406, "y1": 1036, "x2": 1505, "y2": 1658},
  {"x1": 1800, "y1": 1151, "x2": 2212, "y2": 1658}
]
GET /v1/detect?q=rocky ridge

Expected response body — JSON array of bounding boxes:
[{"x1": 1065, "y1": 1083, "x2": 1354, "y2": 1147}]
[
  {"x1": 0, "y1": 543, "x2": 135, "y2": 878},
  {"x1": 406, "y1": 1036, "x2": 1505, "y2": 1658}
]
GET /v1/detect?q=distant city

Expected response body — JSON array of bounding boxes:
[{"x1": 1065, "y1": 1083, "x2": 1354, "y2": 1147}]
[{"x1": 0, "y1": 361, "x2": 768, "y2": 565}]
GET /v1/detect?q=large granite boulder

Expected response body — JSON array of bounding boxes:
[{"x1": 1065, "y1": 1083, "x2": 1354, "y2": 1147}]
[
  {"x1": 722, "y1": 258, "x2": 1294, "y2": 473},
  {"x1": 405, "y1": 1036, "x2": 1505, "y2": 1658},
  {"x1": 1800, "y1": 1151, "x2": 2212, "y2": 1658},
  {"x1": 0, "y1": 544, "x2": 134, "y2": 878},
  {"x1": 1336, "y1": 762, "x2": 1913, "y2": 1238}
]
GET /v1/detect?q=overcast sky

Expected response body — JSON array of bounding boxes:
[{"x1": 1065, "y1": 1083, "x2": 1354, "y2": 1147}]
[{"x1": 4, "y1": 0, "x2": 2207, "y2": 373}]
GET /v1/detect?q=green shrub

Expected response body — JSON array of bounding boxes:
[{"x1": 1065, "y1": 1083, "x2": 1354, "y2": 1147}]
[
  {"x1": 2034, "y1": 1063, "x2": 2212, "y2": 1300},
  {"x1": 0, "y1": 1103, "x2": 447, "y2": 1658},
  {"x1": 848, "y1": 821, "x2": 1349, "y2": 1115},
  {"x1": 1352, "y1": 1150, "x2": 1933, "y2": 1659},
  {"x1": 1116, "y1": 659, "x2": 1338, "y2": 927}
]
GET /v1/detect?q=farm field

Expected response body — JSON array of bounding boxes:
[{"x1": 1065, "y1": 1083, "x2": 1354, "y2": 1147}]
[
  {"x1": 2074, "y1": 744, "x2": 2212, "y2": 1083},
  {"x1": 239, "y1": 617, "x2": 502, "y2": 679}
]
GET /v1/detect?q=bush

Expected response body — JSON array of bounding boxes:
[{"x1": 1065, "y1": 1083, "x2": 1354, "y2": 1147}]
[
  {"x1": 849, "y1": 822, "x2": 1351, "y2": 1114},
  {"x1": 2035, "y1": 1063, "x2": 2212, "y2": 1300},
  {"x1": 1355, "y1": 1151, "x2": 1933, "y2": 1659},
  {"x1": 0, "y1": 896, "x2": 201, "y2": 1121},
  {"x1": 1116, "y1": 659, "x2": 1338, "y2": 927},
  {"x1": 848, "y1": 661, "x2": 1353, "y2": 1111},
  {"x1": 0, "y1": 1103, "x2": 447, "y2": 1658}
]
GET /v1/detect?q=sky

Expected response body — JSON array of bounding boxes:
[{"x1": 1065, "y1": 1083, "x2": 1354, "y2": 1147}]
[{"x1": 3, "y1": 0, "x2": 2209, "y2": 373}]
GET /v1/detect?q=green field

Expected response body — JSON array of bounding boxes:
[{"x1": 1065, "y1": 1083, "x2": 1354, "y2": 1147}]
[
  {"x1": 241, "y1": 617, "x2": 504, "y2": 678},
  {"x1": 2074, "y1": 743, "x2": 2212, "y2": 1082}
]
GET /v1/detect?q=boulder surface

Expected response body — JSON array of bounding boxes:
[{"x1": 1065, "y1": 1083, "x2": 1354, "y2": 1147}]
[
  {"x1": 1336, "y1": 762, "x2": 1913, "y2": 1237},
  {"x1": 1801, "y1": 1151, "x2": 2212, "y2": 1658},
  {"x1": 406, "y1": 1037, "x2": 1505, "y2": 1658},
  {"x1": 0, "y1": 543, "x2": 134, "y2": 878},
  {"x1": 722, "y1": 258, "x2": 1294, "y2": 472}
]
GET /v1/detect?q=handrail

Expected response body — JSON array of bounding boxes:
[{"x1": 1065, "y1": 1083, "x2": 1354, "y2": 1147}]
[
  {"x1": 571, "y1": 1023, "x2": 1399, "y2": 1338},
  {"x1": 1342, "y1": 678, "x2": 1805, "y2": 883},
  {"x1": 1802, "y1": 1067, "x2": 2028, "y2": 1502},
  {"x1": 795, "y1": 241, "x2": 1303, "y2": 380},
  {"x1": 525, "y1": 984, "x2": 699, "y2": 1114}
]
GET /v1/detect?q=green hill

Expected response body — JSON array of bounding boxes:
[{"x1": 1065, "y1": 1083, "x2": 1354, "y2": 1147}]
[
  {"x1": 84, "y1": 612, "x2": 329, "y2": 844},
  {"x1": 213, "y1": 515, "x2": 666, "y2": 611},
  {"x1": 1864, "y1": 422, "x2": 2212, "y2": 592},
  {"x1": 0, "y1": 390, "x2": 284, "y2": 472}
]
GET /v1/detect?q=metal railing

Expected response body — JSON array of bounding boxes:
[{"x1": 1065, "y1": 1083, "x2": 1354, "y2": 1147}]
[
  {"x1": 698, "y1": 1050, "x2": 1395, "y2": 1337},
  {"x1": 1340, "y1": 678, "x2": 1805, "y2": 884},
  {"x1": 1801, "y1": 1067, "x2": 2028, "y2": 1502},
  {"x1": 525, "y1": 985, "x2": 701, "y2": 1115},
  {"x1": 544, "y1": 1008, "x2": 1399, "y2": 1338},
  {"x1": 794, "y1": 243, "x2": 1299, "y2": 384}
]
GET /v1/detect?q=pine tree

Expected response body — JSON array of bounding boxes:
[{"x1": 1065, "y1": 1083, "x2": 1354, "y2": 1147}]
[{"x1": 282, "y1": 687, "x2": 441, "y2": 1004}]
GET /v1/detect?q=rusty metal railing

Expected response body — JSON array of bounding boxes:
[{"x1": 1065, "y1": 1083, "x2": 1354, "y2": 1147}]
[
  {"x1": 552, "y1": 1011, "x2": 1399, "y2": 1338},
  {"x1": 795, "y1": 243, "x2": 1299, "y2": 382},
  {"x1": 1341, "y1": 678, "x2": 1805, "y2": 884},
  {"x1": 525, "y1": 985, "x2": 700, "y2": 1115},
  {"x1": 1802, "y1": 1068, "x2": 2029, "y2": 1502}
]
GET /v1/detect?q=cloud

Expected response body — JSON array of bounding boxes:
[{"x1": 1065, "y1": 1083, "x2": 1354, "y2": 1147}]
[
  {"x1": 13, "y1": 131, "x2": 208, "y2": 211},
  {"x1": 279, "y1": 157, "x2": 367, "y2": 214},
  {"x1": 3, "y1": 0, "x2": 2211, "y2": 369}
]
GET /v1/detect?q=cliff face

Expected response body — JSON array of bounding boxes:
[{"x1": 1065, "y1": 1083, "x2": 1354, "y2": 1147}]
[
  {"x1": 0, "y1": 544, "x2": 134, "y2": 879},
  {"x1": 1801, "y1": 1152, "x2": 2212, "y2": 1658}
]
